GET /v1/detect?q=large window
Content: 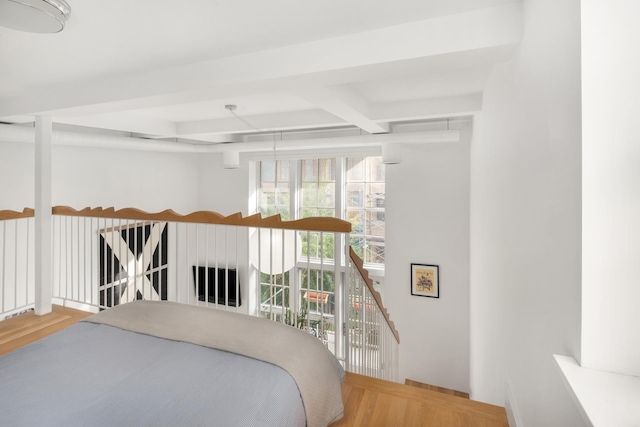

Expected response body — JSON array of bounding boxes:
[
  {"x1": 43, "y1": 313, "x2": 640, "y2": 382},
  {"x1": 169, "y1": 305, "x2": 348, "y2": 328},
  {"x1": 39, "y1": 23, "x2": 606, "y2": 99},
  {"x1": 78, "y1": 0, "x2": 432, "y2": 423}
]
[{"x1": 255, "y1": 156, "x2": 385, "y2": 337}]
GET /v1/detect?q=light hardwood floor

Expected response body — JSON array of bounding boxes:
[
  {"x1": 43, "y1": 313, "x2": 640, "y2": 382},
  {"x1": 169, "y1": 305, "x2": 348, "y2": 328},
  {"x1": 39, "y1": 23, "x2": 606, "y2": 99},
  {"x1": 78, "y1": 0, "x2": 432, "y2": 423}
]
[
  {"x1": 331, "y1": 373, "x2": 507, "y2": 426},
  {"x1": 0, "y1": 306, "x2": 508, "y2": 426},
  {"x1": 0, "y1": 305, "x2": 92, "y2": 356}
]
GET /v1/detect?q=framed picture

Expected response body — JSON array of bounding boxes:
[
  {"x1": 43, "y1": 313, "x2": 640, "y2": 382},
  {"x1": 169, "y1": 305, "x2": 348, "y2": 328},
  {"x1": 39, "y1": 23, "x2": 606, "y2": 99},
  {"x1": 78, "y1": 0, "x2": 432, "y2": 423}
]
[{"x1": 411, "y1": 263, "x2": 439, "y2": 298}]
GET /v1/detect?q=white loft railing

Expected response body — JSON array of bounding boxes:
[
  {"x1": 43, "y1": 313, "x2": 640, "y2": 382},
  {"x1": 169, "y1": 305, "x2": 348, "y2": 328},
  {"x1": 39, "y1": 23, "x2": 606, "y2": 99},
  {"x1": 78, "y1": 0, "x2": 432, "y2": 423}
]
[
  {"x1": 0, "y1": 209, "x2": 35, "y2": 320},
  {"x1": 348, "y1": 247, "x2": 400, "y2": 382},
  {"x1": 2, "y1": 206, "x2": 400, "y2": 380}
]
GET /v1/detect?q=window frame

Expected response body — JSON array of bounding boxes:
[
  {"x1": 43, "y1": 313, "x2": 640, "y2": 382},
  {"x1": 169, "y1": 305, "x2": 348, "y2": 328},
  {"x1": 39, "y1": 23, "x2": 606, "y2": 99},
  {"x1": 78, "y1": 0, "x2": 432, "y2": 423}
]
[{"x1": 250, "y1": 152, "x2": 385, "y2": 324}]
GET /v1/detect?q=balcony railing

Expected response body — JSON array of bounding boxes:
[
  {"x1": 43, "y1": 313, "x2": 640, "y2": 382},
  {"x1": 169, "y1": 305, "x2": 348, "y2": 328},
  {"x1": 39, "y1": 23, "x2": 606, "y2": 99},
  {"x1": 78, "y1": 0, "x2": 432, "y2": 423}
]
[
  {"x1": 0, "y1": 206, "x2": 399, "y2": 381},
  {"x1": 348, "y1": 247, "x2": 400, "y2": 381},
  {"x1": 0, "y1": 208, "x2": 35, "y2": 319}
]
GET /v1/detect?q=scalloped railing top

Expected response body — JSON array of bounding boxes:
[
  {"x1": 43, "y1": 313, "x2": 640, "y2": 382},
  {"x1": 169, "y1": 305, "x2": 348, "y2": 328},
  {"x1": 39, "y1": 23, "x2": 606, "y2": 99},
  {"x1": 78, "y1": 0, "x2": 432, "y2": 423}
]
[
  {"x1": 51, "y1": 206, "x2": 351, "y2": 233},
  {"x1": 0, "y1": 208, "x2": 35, "y2": 221}
]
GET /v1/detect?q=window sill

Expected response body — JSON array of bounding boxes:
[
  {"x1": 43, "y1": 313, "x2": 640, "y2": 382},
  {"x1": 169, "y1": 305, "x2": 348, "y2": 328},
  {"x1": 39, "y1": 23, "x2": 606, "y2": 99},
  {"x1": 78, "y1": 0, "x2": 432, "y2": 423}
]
[{"x1": 554, "y1": 354, "x2": 640, "y2": 426}]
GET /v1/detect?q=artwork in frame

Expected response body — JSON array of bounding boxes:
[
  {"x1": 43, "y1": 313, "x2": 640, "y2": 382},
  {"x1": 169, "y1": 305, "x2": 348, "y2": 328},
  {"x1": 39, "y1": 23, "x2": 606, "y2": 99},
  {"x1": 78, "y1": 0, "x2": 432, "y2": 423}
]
[{"x1": 411, "y1": 263, "x2": 439, "y2": 298}]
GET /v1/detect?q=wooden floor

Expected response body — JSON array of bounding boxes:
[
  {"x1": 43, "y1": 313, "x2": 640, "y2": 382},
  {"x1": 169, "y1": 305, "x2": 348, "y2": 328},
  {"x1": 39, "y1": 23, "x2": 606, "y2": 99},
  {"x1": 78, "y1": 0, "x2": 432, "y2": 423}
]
[
  {"x1": 331, "y1": 373, "x2": 507, "y2": 427},
  {"x1": 0, "y1": 305, "x2": 92, "y2": 356},
  {"x1": 0, "y1": 306, "x2": 508, "y2": 426}
]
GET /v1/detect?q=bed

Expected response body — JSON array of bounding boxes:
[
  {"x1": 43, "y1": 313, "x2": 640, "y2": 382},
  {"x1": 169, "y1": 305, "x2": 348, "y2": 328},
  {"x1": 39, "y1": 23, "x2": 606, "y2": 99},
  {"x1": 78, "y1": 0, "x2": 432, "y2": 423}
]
[{"x1": 0, "y1": 301, "x2": 345, "y2": 426}]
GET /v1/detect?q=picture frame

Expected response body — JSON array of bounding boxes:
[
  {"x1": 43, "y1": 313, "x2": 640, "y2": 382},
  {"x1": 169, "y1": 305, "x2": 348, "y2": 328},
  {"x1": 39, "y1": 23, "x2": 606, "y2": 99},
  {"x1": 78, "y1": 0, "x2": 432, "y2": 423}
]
[{"x1": 411, "y1": 263, "x2": 439, "y2": 298}]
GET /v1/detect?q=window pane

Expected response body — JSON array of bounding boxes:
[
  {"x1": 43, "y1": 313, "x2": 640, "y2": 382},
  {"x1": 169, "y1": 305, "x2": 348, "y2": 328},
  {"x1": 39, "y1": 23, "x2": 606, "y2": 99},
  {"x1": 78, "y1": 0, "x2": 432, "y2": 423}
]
[
  {"x1": 301, "y1": 207, "x2": 319, "y2": 218},
  {"x1": 258, "y1": 160, "x2": 290, "y2": 219},
  {"x1": 260, "y1": 272, "x2": 290, "y2": 305},
  {"x1": 346, "y1": 157, "x2": 364, "y2": 181},
  {"x1": 301, "y1": 183, "x2": 318, "y2": 209},
  {"x1": 365, "y1": 238, "x2": 385, "y2": 264},
  {"x1": 345, "y1": 156, "x2": 385, "y2": 267},
  {"x1": 346, "y1": 210, "x2": 364, "y2": 234},
  {"x1": 260, "y1": 271, "x2": 292, "y2": 323},
  {"x1": 318, "y1": 182, "x2": 335, "y2": 208},
  {"x1": 277, "y1": 161, "x2": 289, "y2": 181},
  {"x1": 349, "y1": 236, "x2": 365, "y2": 259},
  {"x1": 300, "y1": 269, "x2": 336, "y2": 315},
  {"x1": 318, "y1": 158, "x2": 336, "y2": 181},
  {"x1": 261, "y1": 160, "x2": 275, "y2": 182},
  {"x1": 276, "y1": 182, "x2": 289, "y2": 205},
  {"x1": 366, "y1": 210, "x2": 385, "y2": 237},
  {"x1": 301, "y1": 231, "x2": 335, "y2": 259},
  {"x1": 367, "y1": 156, "x2": 384, "y2": 182},
  {"x1": 300, "y1": 158, "x2": 335, "y2": 232},
  {"x1": 302, "y1": 159, "x2": 318, "y2": 182},
  {"x1": 366, "y1": 183, "x2": 385, "y2": 208},
  {"x1": 346, "y1": 183, "x2": 364, "y2": 208}
]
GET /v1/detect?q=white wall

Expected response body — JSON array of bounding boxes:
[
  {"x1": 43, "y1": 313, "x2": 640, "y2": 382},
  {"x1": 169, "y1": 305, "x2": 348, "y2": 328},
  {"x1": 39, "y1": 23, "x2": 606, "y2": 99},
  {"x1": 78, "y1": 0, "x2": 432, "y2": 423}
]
[
  {"x1": 196, "y1": 153, "x2": 250, "y2": 214},
  {"x1": 52, "y1": 145, "x2": 200, "y2": 212},
  {"x1": 0, "y1": 141, "x2": 200, "y2": 212},
  {"x1": 385, "y1": 120, "x2": 470, "y2": 393},
  {"x1": 470, "y1": 0, "x2": 583, "y2": 425},
  {"x1": 581, "y1": 0, "x2": 640, "y2": 377},
  {"x1": 0, "y1": 142, "x2": 35, "y2": 210}
]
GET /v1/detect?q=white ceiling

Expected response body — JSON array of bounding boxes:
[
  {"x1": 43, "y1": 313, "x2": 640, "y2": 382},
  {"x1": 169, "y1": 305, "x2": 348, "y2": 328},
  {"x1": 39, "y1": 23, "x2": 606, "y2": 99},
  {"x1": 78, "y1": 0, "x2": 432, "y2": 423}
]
[{"x1": 0, "y1": 0, "x2": 522, "y2": 149}]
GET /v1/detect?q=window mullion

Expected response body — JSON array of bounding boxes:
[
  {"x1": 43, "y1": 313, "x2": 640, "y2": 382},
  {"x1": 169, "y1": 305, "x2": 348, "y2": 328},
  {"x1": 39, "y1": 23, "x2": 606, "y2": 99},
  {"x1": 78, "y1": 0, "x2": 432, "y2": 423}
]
[
  {"x1": 290, "y1": 160, "x2": 300, "y2": 313},
  {"x1": 292, "y1": 160, "x2": 300, "y2": 220},
  {"x1": 335, "y1": 157, "x2": 344, "y2": 268}
]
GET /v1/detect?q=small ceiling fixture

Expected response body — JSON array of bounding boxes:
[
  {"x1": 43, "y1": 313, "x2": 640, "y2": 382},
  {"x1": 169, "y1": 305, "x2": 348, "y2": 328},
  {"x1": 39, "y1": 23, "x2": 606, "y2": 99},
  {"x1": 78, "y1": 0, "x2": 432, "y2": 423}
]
[
  {"x1": 382, "y1": 143, "x2": 402, "y2": 165},
  {"x1": 0, "y1": 0, "x2": 71, "y2": 33}
]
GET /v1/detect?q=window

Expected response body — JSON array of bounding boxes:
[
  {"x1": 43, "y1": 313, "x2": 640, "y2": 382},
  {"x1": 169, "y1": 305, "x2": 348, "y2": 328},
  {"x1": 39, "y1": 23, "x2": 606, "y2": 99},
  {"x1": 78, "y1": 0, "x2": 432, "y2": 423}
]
[
  {"x1": 255, "y1": 156, "x2": 385, "y2": 336},
  {"x1": 256, "y1": 156, "x2": 385, "y2": 266}
]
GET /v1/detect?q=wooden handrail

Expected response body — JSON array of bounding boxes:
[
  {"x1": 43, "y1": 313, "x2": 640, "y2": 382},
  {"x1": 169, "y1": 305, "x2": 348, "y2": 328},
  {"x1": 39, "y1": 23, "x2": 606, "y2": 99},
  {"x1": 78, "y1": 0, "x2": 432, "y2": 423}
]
[
  {"x1": 349, "y1": 247, "x2": 400, "y2": 344},
  {"x1": 0, "y1": 208, "x2": 35, "y2": 221},
  {"x1": 52, "y1": 206, "x2": 351, "y2": 233}
]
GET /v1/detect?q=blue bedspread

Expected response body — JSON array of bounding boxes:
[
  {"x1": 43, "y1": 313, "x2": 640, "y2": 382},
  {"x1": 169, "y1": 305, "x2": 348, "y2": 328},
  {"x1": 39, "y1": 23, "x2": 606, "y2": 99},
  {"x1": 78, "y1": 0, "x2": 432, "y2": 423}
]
[{"x1": 0, "y1": 322, "x2": 306, "y2": 426}]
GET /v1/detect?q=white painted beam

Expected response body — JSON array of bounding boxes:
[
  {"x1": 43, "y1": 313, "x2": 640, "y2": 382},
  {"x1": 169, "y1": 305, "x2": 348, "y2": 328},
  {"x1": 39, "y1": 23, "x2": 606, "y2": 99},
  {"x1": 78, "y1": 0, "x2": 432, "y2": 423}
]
[
  {"x1": 176, "y1": 109, "x2": 345, "y2": 136},
  {"x1": 145, "y1": 134, "x2": 241, "y2": 144},
  {"x1": 370, "y1": 94, "x2": 484, "y2": 121},
  {"x1": 0, "y1": 123, "x2": 459, "y2": 153},
  {"x1": 0, "y1": 3, "x2": 522, "y2": 117},
  {"x1": 202, "y1": 129, "x2": 460, "y2": 153},
  {"x1": 34, "y1": 116, "x2": 52, "y2": 315},
  {"x1": 50, "y1": 111, "x2": 178, "y2": 137},
  {"x1": 295, "y1": 85, "x2": 388, "y2": 134}
]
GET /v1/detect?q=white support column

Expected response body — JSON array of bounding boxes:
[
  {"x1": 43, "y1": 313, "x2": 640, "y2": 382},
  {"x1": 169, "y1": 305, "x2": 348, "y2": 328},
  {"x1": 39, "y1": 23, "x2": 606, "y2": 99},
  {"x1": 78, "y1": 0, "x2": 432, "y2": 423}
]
[{"x1": 35, "y1": 116, "x2": 53, "y2": 315}]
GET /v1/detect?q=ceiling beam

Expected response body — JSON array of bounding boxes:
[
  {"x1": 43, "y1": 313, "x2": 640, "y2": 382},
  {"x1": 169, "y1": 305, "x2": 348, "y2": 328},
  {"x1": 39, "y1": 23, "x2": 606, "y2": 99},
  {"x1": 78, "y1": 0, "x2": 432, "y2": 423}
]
[
  {"x1": 0, "y1": 3, "x2": 522, "y2": 117},
  {"x1": 370, "y1": 93, "x2": 483, "y2": 121},
  {"x1": 0, "y1": 123, "x2": 460, "y2": 153},
  {"x1": 48, "y1": 111, "x2": 177, "y2": 137},
  {"x1": 176, "y1": 109, "x2": 345, "y2": 137},
  {"x1": 295, "y1": 85, "x2": 388, "y2": 134}
]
